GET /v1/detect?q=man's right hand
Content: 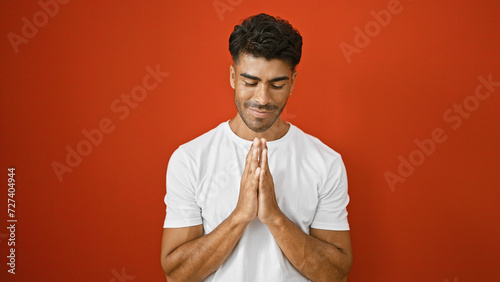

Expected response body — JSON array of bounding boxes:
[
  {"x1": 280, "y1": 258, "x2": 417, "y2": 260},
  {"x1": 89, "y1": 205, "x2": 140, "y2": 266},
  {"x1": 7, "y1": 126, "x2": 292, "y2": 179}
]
[
  {"x1": 234, "y1": 138, "x2": 261, "y2": 223},
  {"x1": 162, "y1": 138, "x2": 263, "y2": 280}
]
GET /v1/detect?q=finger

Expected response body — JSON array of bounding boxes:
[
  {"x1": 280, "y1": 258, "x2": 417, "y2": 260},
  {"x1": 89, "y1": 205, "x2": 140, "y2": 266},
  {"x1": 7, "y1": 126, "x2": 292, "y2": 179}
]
[
  {"x1": 254, "y1": 167, "x2": 261, "y2": 180},
  {"x1": 260, "y1": 147, "x2": 268, "y2": 173},
  {"x1": 243, "y1": 142, "x2": 255, "y2": 174},
  {"x1": 252, "y1": 167, "x2": 261, "y2": 189},
  {"x1": 259, "y1": 166, "x2": 265, "y2": 190},
  {"x1": 250, "y1": 138, "x2": 260, "y2": 174},
  {"x1": 259, "y1": 138, "x2": 267, "y2": 165}
]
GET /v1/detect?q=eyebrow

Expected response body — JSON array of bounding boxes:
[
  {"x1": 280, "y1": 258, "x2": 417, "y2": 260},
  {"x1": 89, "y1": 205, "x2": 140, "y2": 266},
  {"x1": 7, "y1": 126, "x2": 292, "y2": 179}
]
[{"x1": 240, "y1": 73, "x2": 289, "y2": 83}]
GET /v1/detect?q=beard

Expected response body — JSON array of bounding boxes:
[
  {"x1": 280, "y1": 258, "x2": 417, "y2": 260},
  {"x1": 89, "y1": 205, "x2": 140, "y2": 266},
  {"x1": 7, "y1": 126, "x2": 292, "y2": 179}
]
[{"x1": 234, "y1": 92, "x2": 288, "y2": 133}]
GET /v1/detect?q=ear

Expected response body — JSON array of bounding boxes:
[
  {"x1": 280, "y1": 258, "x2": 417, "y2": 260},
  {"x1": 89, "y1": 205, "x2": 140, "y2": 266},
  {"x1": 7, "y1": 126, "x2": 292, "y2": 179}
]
[
  {"x1": 230, "y1": 65, "x2": 236, "y2": 89},
  {"x1": 289, "y1": 70, "x2": 298, "y2": 94}
]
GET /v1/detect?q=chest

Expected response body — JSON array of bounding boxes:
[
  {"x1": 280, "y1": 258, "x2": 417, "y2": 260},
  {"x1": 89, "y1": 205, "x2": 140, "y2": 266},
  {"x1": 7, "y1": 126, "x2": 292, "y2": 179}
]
[{"x1": 195, "y1": 147, "x2": 320, "y2": 233}]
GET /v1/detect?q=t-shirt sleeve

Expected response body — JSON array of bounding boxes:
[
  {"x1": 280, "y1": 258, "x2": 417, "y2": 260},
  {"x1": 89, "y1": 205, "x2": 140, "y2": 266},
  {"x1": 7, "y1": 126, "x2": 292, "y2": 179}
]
[
  {"x1": 310, "y1": 155, "x2": 350, "y2": 231},
  {"x1": 163, "y1": 147, "x2": 203, "y2": 228}
]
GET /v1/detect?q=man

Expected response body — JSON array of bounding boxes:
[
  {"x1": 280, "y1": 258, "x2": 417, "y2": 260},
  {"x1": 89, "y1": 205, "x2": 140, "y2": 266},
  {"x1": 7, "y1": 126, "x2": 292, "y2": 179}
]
[{"x1": 161, "y1": 13, "x2": 352, "y2": 282}]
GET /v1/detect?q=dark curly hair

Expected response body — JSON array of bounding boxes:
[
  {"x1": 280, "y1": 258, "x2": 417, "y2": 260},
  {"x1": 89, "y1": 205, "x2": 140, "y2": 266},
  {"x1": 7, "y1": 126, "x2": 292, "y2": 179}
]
[{"x1": 229, "y1": 13, "x2": 303, "y2": 70}]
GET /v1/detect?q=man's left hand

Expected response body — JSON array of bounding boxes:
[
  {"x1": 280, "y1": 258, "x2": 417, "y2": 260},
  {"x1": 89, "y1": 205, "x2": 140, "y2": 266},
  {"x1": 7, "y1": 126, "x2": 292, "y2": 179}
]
[{"x1": 255, "y1": 138, "x2": 283, "y2": 225}]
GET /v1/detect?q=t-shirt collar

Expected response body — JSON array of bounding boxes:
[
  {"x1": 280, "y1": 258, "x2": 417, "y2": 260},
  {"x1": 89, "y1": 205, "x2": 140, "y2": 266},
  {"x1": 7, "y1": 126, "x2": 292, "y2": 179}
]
[{"x1": 223, "y1": 120, "x2": 296, "y2": 149}]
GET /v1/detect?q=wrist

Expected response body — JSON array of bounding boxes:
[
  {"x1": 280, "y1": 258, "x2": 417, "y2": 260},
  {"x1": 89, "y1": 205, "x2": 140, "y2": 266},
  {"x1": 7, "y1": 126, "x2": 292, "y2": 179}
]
[
  {"x1": 230, "y1": 207, "x2": 253, "y2": 226},
  {"x1": 262, "y1": 210, "x2": 286, "y2": 229}
]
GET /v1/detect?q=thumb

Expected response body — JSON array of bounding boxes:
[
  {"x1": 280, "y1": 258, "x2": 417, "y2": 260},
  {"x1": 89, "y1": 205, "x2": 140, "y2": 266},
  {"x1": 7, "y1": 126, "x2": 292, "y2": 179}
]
[{"x1": 254, "y1": 167, "x2": 261, "y2": 182}]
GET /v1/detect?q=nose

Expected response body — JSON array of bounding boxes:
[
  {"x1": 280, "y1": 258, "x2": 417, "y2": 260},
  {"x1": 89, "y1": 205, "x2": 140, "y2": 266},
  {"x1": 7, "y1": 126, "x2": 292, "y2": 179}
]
[{"x1": 253, "y1": 84, "x2": 271, "y2": 106}]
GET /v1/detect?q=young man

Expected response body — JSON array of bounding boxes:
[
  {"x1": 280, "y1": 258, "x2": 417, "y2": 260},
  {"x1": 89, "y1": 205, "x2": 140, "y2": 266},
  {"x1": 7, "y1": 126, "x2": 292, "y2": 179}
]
[{"x1": 161, "y1": 13, "x2": 352, "y2": 282}]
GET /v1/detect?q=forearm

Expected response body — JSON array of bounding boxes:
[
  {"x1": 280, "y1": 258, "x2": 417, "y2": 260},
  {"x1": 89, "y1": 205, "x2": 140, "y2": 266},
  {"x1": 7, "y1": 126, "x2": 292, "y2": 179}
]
[
  {"x1": 163, "y1": 213, "x2": 248, "y2": 282},
  {"x1": 266, "y1": 212, "x2": 351, "y2": 282}
]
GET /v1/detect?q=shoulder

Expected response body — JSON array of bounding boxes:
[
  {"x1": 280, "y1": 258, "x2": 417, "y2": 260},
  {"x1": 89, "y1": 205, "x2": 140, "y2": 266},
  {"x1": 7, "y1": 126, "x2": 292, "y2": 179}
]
[
  {"x1": 288, "y1": 125, "x2": 347, "y2": 191},
  {"x1": 178, "y1": 121, "x2": 226, "y2": 151},
  {"x1": 291, "y1": 125, "x2": 343, "y2": 163},
  {"x1": 169, "y1": 121, "x2": 227, "y2": 163}
]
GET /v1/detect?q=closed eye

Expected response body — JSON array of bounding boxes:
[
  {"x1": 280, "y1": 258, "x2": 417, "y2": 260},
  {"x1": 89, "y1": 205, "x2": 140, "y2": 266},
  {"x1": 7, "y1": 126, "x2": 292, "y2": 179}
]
[
  {"x1": 244, "y1": 81, "x2": 258, "y2": 87},
  {"x1": 271, "y1": 84, "x2": 285, "y2": 89}
]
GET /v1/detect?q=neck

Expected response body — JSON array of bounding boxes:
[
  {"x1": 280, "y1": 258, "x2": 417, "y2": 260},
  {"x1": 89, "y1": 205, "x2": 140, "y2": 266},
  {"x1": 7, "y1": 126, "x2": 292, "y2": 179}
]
[{"x1": 228, "y1": 114, "x2": 290, "y2": 141}]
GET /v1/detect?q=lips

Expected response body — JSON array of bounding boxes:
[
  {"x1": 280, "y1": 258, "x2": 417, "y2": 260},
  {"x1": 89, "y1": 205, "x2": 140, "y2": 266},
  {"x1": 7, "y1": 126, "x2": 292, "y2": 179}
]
[{"x1": 250, "y1": 108, "x2": 272, "y2": 118}]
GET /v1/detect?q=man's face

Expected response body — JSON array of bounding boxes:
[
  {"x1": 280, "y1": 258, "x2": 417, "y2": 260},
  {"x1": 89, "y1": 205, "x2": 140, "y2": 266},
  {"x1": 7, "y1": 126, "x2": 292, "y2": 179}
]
[{"x1": 230, "y1": 53, "x2": 297, "y2": 133}]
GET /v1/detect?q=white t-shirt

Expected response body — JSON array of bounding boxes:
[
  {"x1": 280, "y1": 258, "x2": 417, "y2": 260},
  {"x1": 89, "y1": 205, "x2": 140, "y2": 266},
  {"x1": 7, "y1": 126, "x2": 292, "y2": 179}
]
[{"x1": 164, "y1": 121, "x2": 349, "y2": 282}]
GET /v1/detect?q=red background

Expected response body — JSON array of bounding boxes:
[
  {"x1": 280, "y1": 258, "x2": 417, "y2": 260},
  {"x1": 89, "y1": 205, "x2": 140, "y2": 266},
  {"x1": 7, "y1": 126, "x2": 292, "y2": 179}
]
[{"x1": 1, "y1": 0, "x2": 499, "y2": 281}]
